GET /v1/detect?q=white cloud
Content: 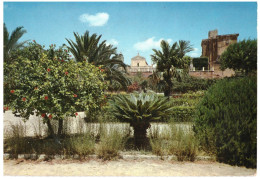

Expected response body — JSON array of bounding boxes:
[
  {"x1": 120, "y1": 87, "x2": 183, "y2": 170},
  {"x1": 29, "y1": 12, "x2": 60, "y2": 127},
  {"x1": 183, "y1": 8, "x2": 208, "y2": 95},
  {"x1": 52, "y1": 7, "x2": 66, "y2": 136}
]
[
  {"x1": 79, "y1": 12, "x2": 109, "y2": 26},
  {"x1": 106, "y1": 39, "x2": 119, "y2": 46},
  {"x1": 188, "y1": 47, "x2": 200, "y2": 57},
  {"x1": 134, "y1": 37, "x2": 173, "y2": 52},
  {"x1": 189, "y1": 52, "x2": 200, "y2": 57}
]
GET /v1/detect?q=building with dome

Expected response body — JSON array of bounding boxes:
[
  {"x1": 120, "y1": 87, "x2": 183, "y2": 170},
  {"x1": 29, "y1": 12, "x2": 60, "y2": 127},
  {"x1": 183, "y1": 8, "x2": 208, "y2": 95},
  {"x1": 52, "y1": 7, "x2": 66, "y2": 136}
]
[{"x1": 127, "y1": 53, "x2": 156, "y2": 77}]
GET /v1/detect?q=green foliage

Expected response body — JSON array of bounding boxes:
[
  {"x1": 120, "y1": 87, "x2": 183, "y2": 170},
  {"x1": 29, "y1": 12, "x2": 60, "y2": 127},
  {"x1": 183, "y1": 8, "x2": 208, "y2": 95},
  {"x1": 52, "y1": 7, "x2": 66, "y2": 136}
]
[
  {"x1": 4, "y1": 23, "x2": 28, "y2": 63},
  {"x1": 66, "y1": 134, "x2": 95, "y2": 157},
  {"x1": 110, "y1": 92, "x2": 174, "y2": 148},
  {"x1": 192, "y1": 57, "x2": 208, "y2": 70},
  {"x1": 151, "y1": 40, "x2": 193, "y2": 97},
  {"x1": 220, "y1": 39, "x2": 257, "y2": 74},
  {"x1": 4, "y1": 42, "x2": 107, "y2": 137},
  {"x1": 66, "y1": 31, "x2": 131, "y2": 89},
  {"x1": 167, "y1": 91, "x2": 205, "y2": 122},
  {"x1": 193, "y1": 76, "x2": 257, "y2": 168},
  {"x1": 111, "y1": 92, "x2": 174, "y2": 123},
  {"x1": 172, "y1": 76, "x2": 217, "y2": 93},
  {"x1": 171, "y1": 106, "x2": 195, "y2": 122}
]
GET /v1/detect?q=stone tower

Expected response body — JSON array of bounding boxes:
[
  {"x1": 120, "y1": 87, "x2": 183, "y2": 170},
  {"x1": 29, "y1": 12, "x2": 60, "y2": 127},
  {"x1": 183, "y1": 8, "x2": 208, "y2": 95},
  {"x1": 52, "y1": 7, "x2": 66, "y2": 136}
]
[{"x1": 201, "y1": 29, "x2": 239, "y2": 71}]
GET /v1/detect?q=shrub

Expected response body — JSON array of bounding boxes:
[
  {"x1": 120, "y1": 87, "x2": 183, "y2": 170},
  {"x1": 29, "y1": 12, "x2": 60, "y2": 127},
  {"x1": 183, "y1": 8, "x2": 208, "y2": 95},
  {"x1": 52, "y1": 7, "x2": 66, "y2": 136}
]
[
  {"x1": 192, "y1": 57, "x2": 209, "y2": 70},
  {"x1": 4, "y1": 121, "x2": 27, "y2": 155},
  {"x1": 193, "y1": 76, "x2": 257, "y2": 168},
  {"x1": 171, "y1": 106, "x2": 195, "y2": 122},
  {"x1": 149, "y1": 124, "x2": 171, "y2": 158},
  {"x1": 220, "y1": 39, "x2": 257, "y2": 75},
  {"x1": 149, "y1": 122, "x2": 198, "y2": 161},
  {"x1": 172, "y1": 76, "x2": 217, "y2": 93},
  {"x1": 127, "y1": 82, "x2": 140, "y2": 92},
  {"x1": 168, "y1": 126, "x2": 198, "y2": 162},
  {"x1": 96, "y1": 124, "x2": 128, "y2": 160},
  {"x1": 168, "y1": 91, "x2": 204, "y2": 122},
  {"x1": 66, "y1": 134, "x2": 95, "y2": 158},
  {"x1": 4, "y1": 42, "x2": 107, "y2": 140},
  {"x1": 110, "y1": 92, "x2": 174, "y2": 148}
]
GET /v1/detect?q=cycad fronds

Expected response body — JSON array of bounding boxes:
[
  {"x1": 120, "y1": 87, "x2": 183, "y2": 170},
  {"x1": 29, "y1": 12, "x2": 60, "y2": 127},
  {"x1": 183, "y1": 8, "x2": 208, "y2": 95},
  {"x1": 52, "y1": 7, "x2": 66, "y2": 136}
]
[{"x1": 110, "y1": 92, "x2": 174, "y2": 123}]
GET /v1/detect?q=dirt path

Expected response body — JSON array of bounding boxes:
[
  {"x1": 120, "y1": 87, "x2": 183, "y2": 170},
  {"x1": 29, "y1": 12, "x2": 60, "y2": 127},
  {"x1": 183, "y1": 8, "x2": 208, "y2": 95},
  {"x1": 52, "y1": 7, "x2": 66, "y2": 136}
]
[{"x1": 4, "y1": 159, "x2": 256, "y2": 176}]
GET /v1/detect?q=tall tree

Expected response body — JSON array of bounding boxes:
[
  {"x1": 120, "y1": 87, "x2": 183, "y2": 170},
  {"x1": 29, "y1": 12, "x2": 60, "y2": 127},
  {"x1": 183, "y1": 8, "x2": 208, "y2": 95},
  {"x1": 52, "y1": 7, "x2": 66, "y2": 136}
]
[
  {"x1": 66, "y1": 31, "x2": 130, "y2": 89},
  {"x1": 4, "y1": 23, "x2": 27, "y2": 62},
  {"x1": 151, "y1": 40, "x2": 193, "y2": 97},
  {"x1": 220, "y1": 39, "x2": 257, "y2": 75}
]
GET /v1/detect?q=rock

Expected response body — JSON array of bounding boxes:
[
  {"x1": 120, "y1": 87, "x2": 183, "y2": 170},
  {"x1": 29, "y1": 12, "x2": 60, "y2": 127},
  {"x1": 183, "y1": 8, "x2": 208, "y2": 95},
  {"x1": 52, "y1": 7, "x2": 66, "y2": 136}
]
[
  {"x1": 38, "y1": 154, "x2": 46, "y2": 160},
  {"x1": 18, "y1": 154, "x2": 24, "y2": 159},
  {"x1": 3, "y1": 154, "x2": 10, "y2": 160},
  {"x1": 24, "y1": 154, "x2": 31, "y2": 159}
]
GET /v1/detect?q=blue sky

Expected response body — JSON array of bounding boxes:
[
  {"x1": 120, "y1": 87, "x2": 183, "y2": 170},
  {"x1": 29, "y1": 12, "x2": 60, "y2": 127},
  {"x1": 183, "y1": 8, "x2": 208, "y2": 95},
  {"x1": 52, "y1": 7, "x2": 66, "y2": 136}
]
[{"x1": 3, "y1": 1, "x2": 257, "y2": 65}]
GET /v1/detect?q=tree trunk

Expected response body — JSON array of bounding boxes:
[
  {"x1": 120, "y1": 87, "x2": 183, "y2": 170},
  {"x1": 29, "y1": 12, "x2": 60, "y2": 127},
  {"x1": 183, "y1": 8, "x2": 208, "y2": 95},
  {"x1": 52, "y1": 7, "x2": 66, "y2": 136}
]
[
  {"x1": 164, "y1": 84, "x2": 172, "y2": 99},
  {"x1": 57, "y1": 119, "x2": 63, "y2": 137},
  {"x1": 164, "y1": 71, "x2": 172, "y2": 99},
  {"x1": 46, "y1": 119, "x2": 61, "y2": 144},
  {"x1": 46, "y1": 119, "x2": 55, "y2": 138},
  {"x1": 132, "y1": 122, "x2": 151, "y2": 149}
]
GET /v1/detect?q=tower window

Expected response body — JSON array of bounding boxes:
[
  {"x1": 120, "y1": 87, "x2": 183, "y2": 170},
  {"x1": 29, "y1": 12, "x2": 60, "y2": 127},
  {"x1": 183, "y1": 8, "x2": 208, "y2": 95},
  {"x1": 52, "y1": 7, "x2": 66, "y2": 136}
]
[{"x1": 137, "y1": 63, "x2": 139, "y2": 67}]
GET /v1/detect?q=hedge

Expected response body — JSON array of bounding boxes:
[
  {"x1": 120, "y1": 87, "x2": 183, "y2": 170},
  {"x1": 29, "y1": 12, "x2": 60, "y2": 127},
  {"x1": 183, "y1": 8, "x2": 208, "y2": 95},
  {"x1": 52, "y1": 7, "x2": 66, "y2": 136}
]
[{"x1": 193, "y1": 76, "x2": 257, "y2": 168}]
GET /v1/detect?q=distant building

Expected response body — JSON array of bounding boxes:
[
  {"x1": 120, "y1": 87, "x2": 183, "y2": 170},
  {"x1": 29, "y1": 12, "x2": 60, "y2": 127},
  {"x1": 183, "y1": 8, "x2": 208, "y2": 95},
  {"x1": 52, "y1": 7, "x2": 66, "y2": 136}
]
[
  {"x1": 201, "y1": 29, "x2": 239, "y2": 71},
  {"x1": 190, "y1": 29, "x2": 239, "y2": 78},
  {"x1": 127, "y1": 53, "x2": 156, "y2": 77}
]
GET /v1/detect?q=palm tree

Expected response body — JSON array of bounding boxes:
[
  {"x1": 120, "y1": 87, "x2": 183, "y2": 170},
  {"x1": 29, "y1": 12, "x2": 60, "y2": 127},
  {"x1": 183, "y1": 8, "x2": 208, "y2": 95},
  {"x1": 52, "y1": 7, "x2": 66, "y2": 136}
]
[
  {"x1": 151, "y1": 40, "x2": 193, "y2": 97},
  {"x1": 4, "y1": 23, "x2": 27, "y2": 62},
  {"x1": 66, "y1": 31, "x2": 130, "y2": 89},
  {"x1": 110, "y1": 92, "x2": 174, "y2": 148},
  {"x1": 178, "y1": 40, "x2": 194, "y2": 58}
]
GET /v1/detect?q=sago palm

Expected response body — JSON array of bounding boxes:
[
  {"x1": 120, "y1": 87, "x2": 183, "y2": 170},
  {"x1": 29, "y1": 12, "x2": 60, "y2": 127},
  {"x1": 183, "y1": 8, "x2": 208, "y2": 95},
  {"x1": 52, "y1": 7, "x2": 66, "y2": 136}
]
[
  {"x1": 4, "y1": 23, "x2": 27, "y2": 62},
  {"x1": 110, "y1": 92, "x2": 174, "y2": 148}
]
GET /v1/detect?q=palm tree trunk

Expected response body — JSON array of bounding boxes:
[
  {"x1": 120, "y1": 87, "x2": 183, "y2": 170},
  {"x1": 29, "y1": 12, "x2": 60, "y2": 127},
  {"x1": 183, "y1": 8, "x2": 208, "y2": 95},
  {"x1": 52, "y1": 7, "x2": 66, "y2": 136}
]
[{"x1": 132, "y1": 122, "x2": 151, "y2": 149}]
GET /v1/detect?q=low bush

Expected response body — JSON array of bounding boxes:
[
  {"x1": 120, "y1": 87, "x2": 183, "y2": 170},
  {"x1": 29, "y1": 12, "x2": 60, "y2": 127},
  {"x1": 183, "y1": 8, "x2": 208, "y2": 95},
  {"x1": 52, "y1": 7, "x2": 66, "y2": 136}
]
[
  {"x1": 96, "y1": 124, "x2": 128, "y2": 160},
  {"x1": 172, "y1": 76, "x2": 217, "y2": 93},
  {"x1": 4, "y1": 122, "x2": 27, "y2": 155},
  {"x1": 149, "y1": 124, "x2": 171, "y2": 158},
  {"x1": 66, "y1": 133, "x2": 95, "y2": 158},
  {"x1": 149, "y1": 122, "x2": 198, "y2": 161},
  {"x1": 170, "y1": 106, "x2": 195, "y2": 122},
  {"x1": 168, "y1": 126, "x2": 198, "y2": 162},
  {"x1": 193, "y1": 76, "x2": 257, "y2": 168},
  {"x1": 127, "y1": 82, "x2": 140, "y2": 92}
]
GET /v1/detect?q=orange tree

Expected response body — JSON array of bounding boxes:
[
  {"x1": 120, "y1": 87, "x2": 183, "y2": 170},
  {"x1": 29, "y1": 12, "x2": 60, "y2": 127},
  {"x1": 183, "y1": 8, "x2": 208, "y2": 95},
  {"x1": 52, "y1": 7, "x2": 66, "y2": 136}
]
[{"x1": 4, "y1": 42, "x2": 107, "y2": 141}]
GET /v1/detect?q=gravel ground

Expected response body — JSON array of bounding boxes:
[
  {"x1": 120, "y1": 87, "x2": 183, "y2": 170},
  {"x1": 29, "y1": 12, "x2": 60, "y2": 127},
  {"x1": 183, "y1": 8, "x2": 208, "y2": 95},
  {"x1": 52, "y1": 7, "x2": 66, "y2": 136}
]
[{"x1": 3, "y1": 159, "x2": 256, "y2": 176}]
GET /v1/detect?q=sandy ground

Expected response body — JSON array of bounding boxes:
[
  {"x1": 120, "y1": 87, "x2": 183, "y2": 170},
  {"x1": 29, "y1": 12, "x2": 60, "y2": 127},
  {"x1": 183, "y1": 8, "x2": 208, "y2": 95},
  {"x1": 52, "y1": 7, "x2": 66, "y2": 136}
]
[{"x1": 3, "y1": 159, "x2": 256, "y2": 176}]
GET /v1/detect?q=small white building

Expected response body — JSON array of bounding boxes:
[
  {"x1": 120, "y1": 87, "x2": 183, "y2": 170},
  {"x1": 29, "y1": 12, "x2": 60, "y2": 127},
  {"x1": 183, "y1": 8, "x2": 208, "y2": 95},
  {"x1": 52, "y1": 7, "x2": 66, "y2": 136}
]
[{"x1": 127, "y1": 53, "x2": 156, "y2": 76}]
